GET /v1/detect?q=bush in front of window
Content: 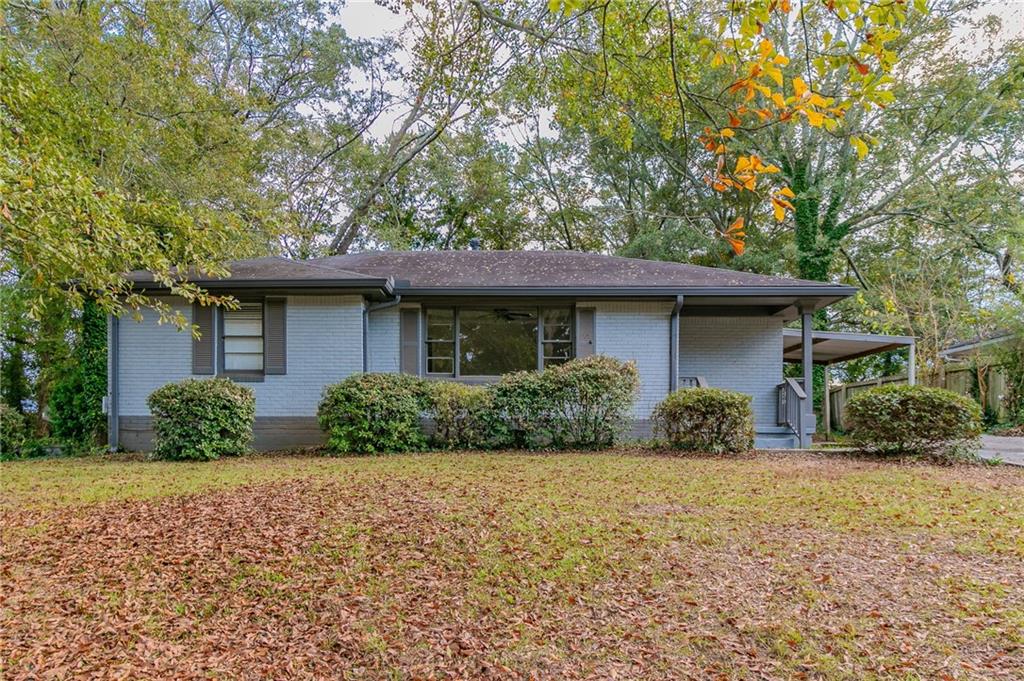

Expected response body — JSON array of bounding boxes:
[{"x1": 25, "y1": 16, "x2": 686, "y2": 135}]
[
  {"x1": 317, "y1": 373, "x2": 429, "y2": 454},
  {"x1": 426, "y1": 382, "x2": 507, "y2": 450},
  {"x1": 844, "y1": 384, "x2": 983, "y2": 462},
  {"x1": 489, "y1": 370, "x2": 553, "y2": 449},
  {"x1": 147, "y1": 378, "x2": 255, "y2": 461},
  {"x1": 652, "y1": 388, "x2": 755, "y2": 454},
  {"x1": 545, "y1": 355, "x2": 639, "y2": 449}
]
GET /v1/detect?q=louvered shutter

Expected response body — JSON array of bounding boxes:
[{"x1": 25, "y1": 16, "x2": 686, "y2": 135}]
[
  {"x1": 400, "y1": 309, "x2": 420, "y2": 375},
  {"x1": 264, "y1": 298, "x2": 287, "y2": 375},
  {"x1": 576, "y1": 308, "x2": 595, "y2": 358},
  {"x1": 192, "y1": 303, "x2": 215, "y2": 374}
]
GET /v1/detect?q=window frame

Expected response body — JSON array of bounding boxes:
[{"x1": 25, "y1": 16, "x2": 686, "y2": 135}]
[
  {"x1": 218, "y1": 299, "x2": 266, "y2": 382},
  {"x1": 422, "y1": 304, "x2": 575, "y2": 379}
]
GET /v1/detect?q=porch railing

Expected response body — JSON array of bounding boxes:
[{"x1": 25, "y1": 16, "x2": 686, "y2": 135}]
[
  {"x1": 679, "y1": 376, "x2": 708, "y2": 389},
  {"x1": 776, "y1": 377, "x2": 806, "y2": 435}
]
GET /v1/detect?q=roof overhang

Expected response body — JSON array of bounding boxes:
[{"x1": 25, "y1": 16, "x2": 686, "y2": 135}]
[
  {"x1": 126, "y1": 277, "x2": 395, "y2": 299},
  {"x1": 783, "y1": 329, "x2": 915, "y2": 365}
]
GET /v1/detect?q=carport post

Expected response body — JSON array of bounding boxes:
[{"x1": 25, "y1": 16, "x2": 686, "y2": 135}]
[
  {"x1": 800, "y1": 307, "x2": 813, "y2": 449},
  {"x1": 823, "y1": 363, "x2": 831, "y2": 442},
  {"x1": 908, "y1": 342, "x2": 916, "y2": 386}
]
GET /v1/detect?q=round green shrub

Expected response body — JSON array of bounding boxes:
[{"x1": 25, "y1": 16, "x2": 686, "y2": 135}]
[
  {"x1": 147, "y1": 378, "x2": 255, "y2": 460},
  {"x1": 1, "y1": 403, "x2": 27, "y2": 461},
  {"x1": 317, "y1": 373, "x2": 428, "y2": 454},
  {"x1": 652, "y1": 387, "x2": 755, "y2": 454},
  {"x1": 844, "y1": 384, "x2": 983, "y2": 461},
  {"x1": 545, "y1": 355, "x2": 639, "y2": 449},
  {"x1": 489, "y1": 370, "x2": 552, "y2": 449},
  {"x1": 427, "y1": 382, "x2": 506, "y2": 449}
]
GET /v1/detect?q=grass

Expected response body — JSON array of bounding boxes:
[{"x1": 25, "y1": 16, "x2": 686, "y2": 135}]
[{"x1": 2, "y1": 451, "x2": 1023, "y2": 679}]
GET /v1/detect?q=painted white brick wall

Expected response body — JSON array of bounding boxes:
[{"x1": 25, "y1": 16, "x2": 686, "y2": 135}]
[
  {"x1": 118, "y1": 298, "x2": 193, "y2": 416},
  {"x1": 117, "y1": 295, "x2": 364, "y2": 417},
  {"x1": 678, "y1": 316, "x2": 783, "y2": 429},
  {"x1": 250, "y1": 295, "x2": 363, "y2": 416},
  {"x1": 592, "y1": 301, "x2": 674, "y2": 417},
  {"x1": 366, "y1": 305, "x2": 400, "y2": 373}
]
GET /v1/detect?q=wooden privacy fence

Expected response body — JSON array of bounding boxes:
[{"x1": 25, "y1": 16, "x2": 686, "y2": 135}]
[{"x1": 828, "y1": 364, "x2": 1009, "y2": 432}]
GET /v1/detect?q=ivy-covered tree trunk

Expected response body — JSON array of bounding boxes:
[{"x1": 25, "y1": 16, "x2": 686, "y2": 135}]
[{"x1": 49, "y1": 300, "x2": 107, "y2": 448}]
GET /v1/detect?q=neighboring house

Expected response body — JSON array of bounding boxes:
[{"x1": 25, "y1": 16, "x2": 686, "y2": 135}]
[
  {"x1": 110, "y1": 251, "x2": 856, "y2": 451},
  {"x1": 939, "y1": 330, "x2": 1016, "y2": 362}
]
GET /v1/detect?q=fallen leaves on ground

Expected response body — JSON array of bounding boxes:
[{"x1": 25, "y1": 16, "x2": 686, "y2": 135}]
[{"x1": 1, "y1": 453, "x2": 1022, "y2": 679}]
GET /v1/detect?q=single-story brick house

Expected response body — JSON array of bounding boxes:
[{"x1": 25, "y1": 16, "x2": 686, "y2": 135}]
[{"x1": 109, "y1": 250, "x2": 860, "y2": 451}]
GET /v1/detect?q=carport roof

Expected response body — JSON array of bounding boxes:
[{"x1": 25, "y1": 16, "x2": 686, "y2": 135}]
[{"x1": 782, "y1": 329, "x2": 915, "y2": 365}]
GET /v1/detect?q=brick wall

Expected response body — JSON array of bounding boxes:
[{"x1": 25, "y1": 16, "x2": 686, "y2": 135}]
[
  {"x1": 366, "y1": 305, "x2": 401, "y2": 373},
  {"x1": 592, "y1": 301, "x2": 674, "y2": 417},
  {"x1": 117, "y1": 295, "x2": 364, "y2": 417},
  {"x1": 678, "y1": 315, "x2": 783, "y2": 429}
]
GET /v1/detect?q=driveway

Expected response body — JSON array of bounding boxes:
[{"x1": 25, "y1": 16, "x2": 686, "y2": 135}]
[{"x1": 980, "y1": 435, "x2": 1024, "y2": 466}]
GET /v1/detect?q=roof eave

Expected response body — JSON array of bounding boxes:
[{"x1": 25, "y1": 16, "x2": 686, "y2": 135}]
[{"x1": 394, "y1": 285, "x2": 856, "y2": 298}]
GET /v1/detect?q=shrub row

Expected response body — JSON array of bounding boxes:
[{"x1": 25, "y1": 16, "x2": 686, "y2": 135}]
[{"x1": 317, "y1": 355, "x2": 641, "y2": 454}]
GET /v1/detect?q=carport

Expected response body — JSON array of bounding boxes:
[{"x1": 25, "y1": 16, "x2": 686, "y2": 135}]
[{"x1": 782, "y1": 329, "x2": 916, "y2": 438}]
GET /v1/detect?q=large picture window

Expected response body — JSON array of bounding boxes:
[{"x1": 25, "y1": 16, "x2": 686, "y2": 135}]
[
  {"x1": 424, "y1": 306, "x2": 573, "y2": 377},
  {"x1": 223, "y1": 302, "x2": 264, "y2": 372}
]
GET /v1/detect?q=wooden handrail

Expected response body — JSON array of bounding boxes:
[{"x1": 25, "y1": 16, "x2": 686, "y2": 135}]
[{"x1": 784, "y1": 376, "x2": 806, "y2": 400}]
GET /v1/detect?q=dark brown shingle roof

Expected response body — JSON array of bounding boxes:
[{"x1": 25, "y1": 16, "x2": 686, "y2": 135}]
[
  {"x1": 126, "y1": 250, "x2": 853, "y2": 296},
  {"x1": 323, "y1": 250, "x2": 843, "y2": 291}
]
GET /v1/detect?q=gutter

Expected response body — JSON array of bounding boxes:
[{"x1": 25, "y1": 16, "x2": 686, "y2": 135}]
[
  {"x1": 362, "y1": 295, "x2": 402, "y2": 371},
  {"x1": 107, "y1": 314, "x2": 120, "y2": 451},
  {"x1": 393, "y1": 285, "x2": 857, "y2": 298}
]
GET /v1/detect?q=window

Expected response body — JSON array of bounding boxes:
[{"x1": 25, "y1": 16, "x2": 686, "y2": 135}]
[
  {"x1": 542, "y1": 308, "x2": 573, "y2": 367},
  {"x1": 423, "y1": 306, "x2": 573, "y2": 377},
  {"x1": 426, "y1": 308, "x2": 454, "y2": 374},
  {"x1": 460, "y1": 309, "x2": 538, "y2": 376},
  {"x1": 223, "y1": 302, "x2": 263, "y2": 372}
]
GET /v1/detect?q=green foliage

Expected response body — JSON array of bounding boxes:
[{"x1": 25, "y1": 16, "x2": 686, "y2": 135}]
[
  {"x1": 652, "y1": 388, "x2": 755, "y2": 454},
  {"x1": 147, "y1": 379, "x2": 255, "y2": 461},
  {"x1": 0, "y1": 403, "x2": 27, "y2": 461},
  {"x1": 489, "y1": 370, "x2": 554, "y2": 449},
  {"x1": 995, "y1": 333, "x2": 1024, "y2": 425},
  {"x1": 845, "y1": 385, "x2": 983, "y2": 461},
  {"x1": 426, "y1": 382, "x2": 506, "y2": 449},
  {"x1": 489, "y1": 355, "x2": 639, "y2": 450},
  {"x1": 48, "y1": 300, "x2": 107, "y2": 447},
  {"x1": 317, "y1": 374, "x2": 429, "y2": 454},
  {"x1": 544, "y1": 355, "x2": 639, "y2": 449}
]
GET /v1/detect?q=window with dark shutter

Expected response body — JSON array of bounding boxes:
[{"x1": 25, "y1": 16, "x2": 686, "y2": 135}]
[
  {"x1": 192, "y1": 303, "x2": 215, "y2": 374},
  {"x1": 264, "y1": 298, "x2": 287, "y2": 375}
]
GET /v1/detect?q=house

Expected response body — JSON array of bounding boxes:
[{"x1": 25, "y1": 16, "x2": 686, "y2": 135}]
[{"x1": 109, "y1": 251, "x2": 857, "y2": 451}]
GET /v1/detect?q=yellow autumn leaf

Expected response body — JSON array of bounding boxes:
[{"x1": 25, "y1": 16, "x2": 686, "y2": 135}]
[
  {"x1": 773, "y1": 201, "x2": 786, "y2": 222},
  {"x1": 792, "y1": 77, "x2": 808, "y2": 97},
  {"x1": 772, "y1": 92, "x2": 786, "y2": 108},
  {"x1": 720, "y1": 128, "x2": 735, "y2": 138},
  {"x1": 762, "y1": 164, "x2": 780, "y2": 173},
  {"x1": 759, "y1": 39, "x2": 774, "y2": 58},
  {"x1": 779, "y1": 186, "x2": 796, "y2": 198},
  {"x1": 773, "y1": 54, "x2": 790, "y2": 66},
  {"x1": 803, "y1": 108, "x2": 824, "y2": 127},
  {"x1": 764, "y1": 65, "x2": 783, "y2": 86},
  {"x1": 851, "y1": 135, "x2": 869, "y2": 159}
]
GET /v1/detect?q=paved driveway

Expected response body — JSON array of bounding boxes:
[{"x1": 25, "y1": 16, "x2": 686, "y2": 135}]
[{"x1": 980, "y1": 435, "x2": 1024, "y2": 466}]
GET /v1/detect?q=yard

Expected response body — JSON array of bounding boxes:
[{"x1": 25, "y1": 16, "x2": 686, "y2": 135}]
[{"x1": 2, "y1": 452, "x2": 1022, "y2": 679}]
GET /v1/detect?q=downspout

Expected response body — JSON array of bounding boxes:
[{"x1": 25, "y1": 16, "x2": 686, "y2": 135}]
[
  {"x1": 669, "y1": 295, "x2": 684, "y2": 393},
  {"x1": 108, "y1": 314, "x2": 120, "y2": 451},
  {"x1": 363, "y1": 295, "x2": 402, "y2": 372}
]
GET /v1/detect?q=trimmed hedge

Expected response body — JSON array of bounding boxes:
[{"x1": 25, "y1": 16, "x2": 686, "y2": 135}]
[
  {"x1": 545, "y1": 355, "x2": 639, "y2": 448},
  {"x1": 652, "y1": 387, "x2": 755, "y2": 454},
  {"x1": 844, "y1": 384, "x2": 983, "y2": 461},
  {"x1": 317, "y1": 373, "x2": 428, "y2": 454},
  {"x1": 147, "y1": 378, "x2": 255, "y2": 460},
  {"x1": 1, "y1": 403, "x2": 27, "y2": 461},
  {"x1": 426, "y1": 382, "x2": 506, "y2": 449}
]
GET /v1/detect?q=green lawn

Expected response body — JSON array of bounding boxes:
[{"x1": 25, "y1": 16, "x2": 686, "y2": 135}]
[{"x1": 2, "y1": 452, "x2": 1022, "y2": 679}]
